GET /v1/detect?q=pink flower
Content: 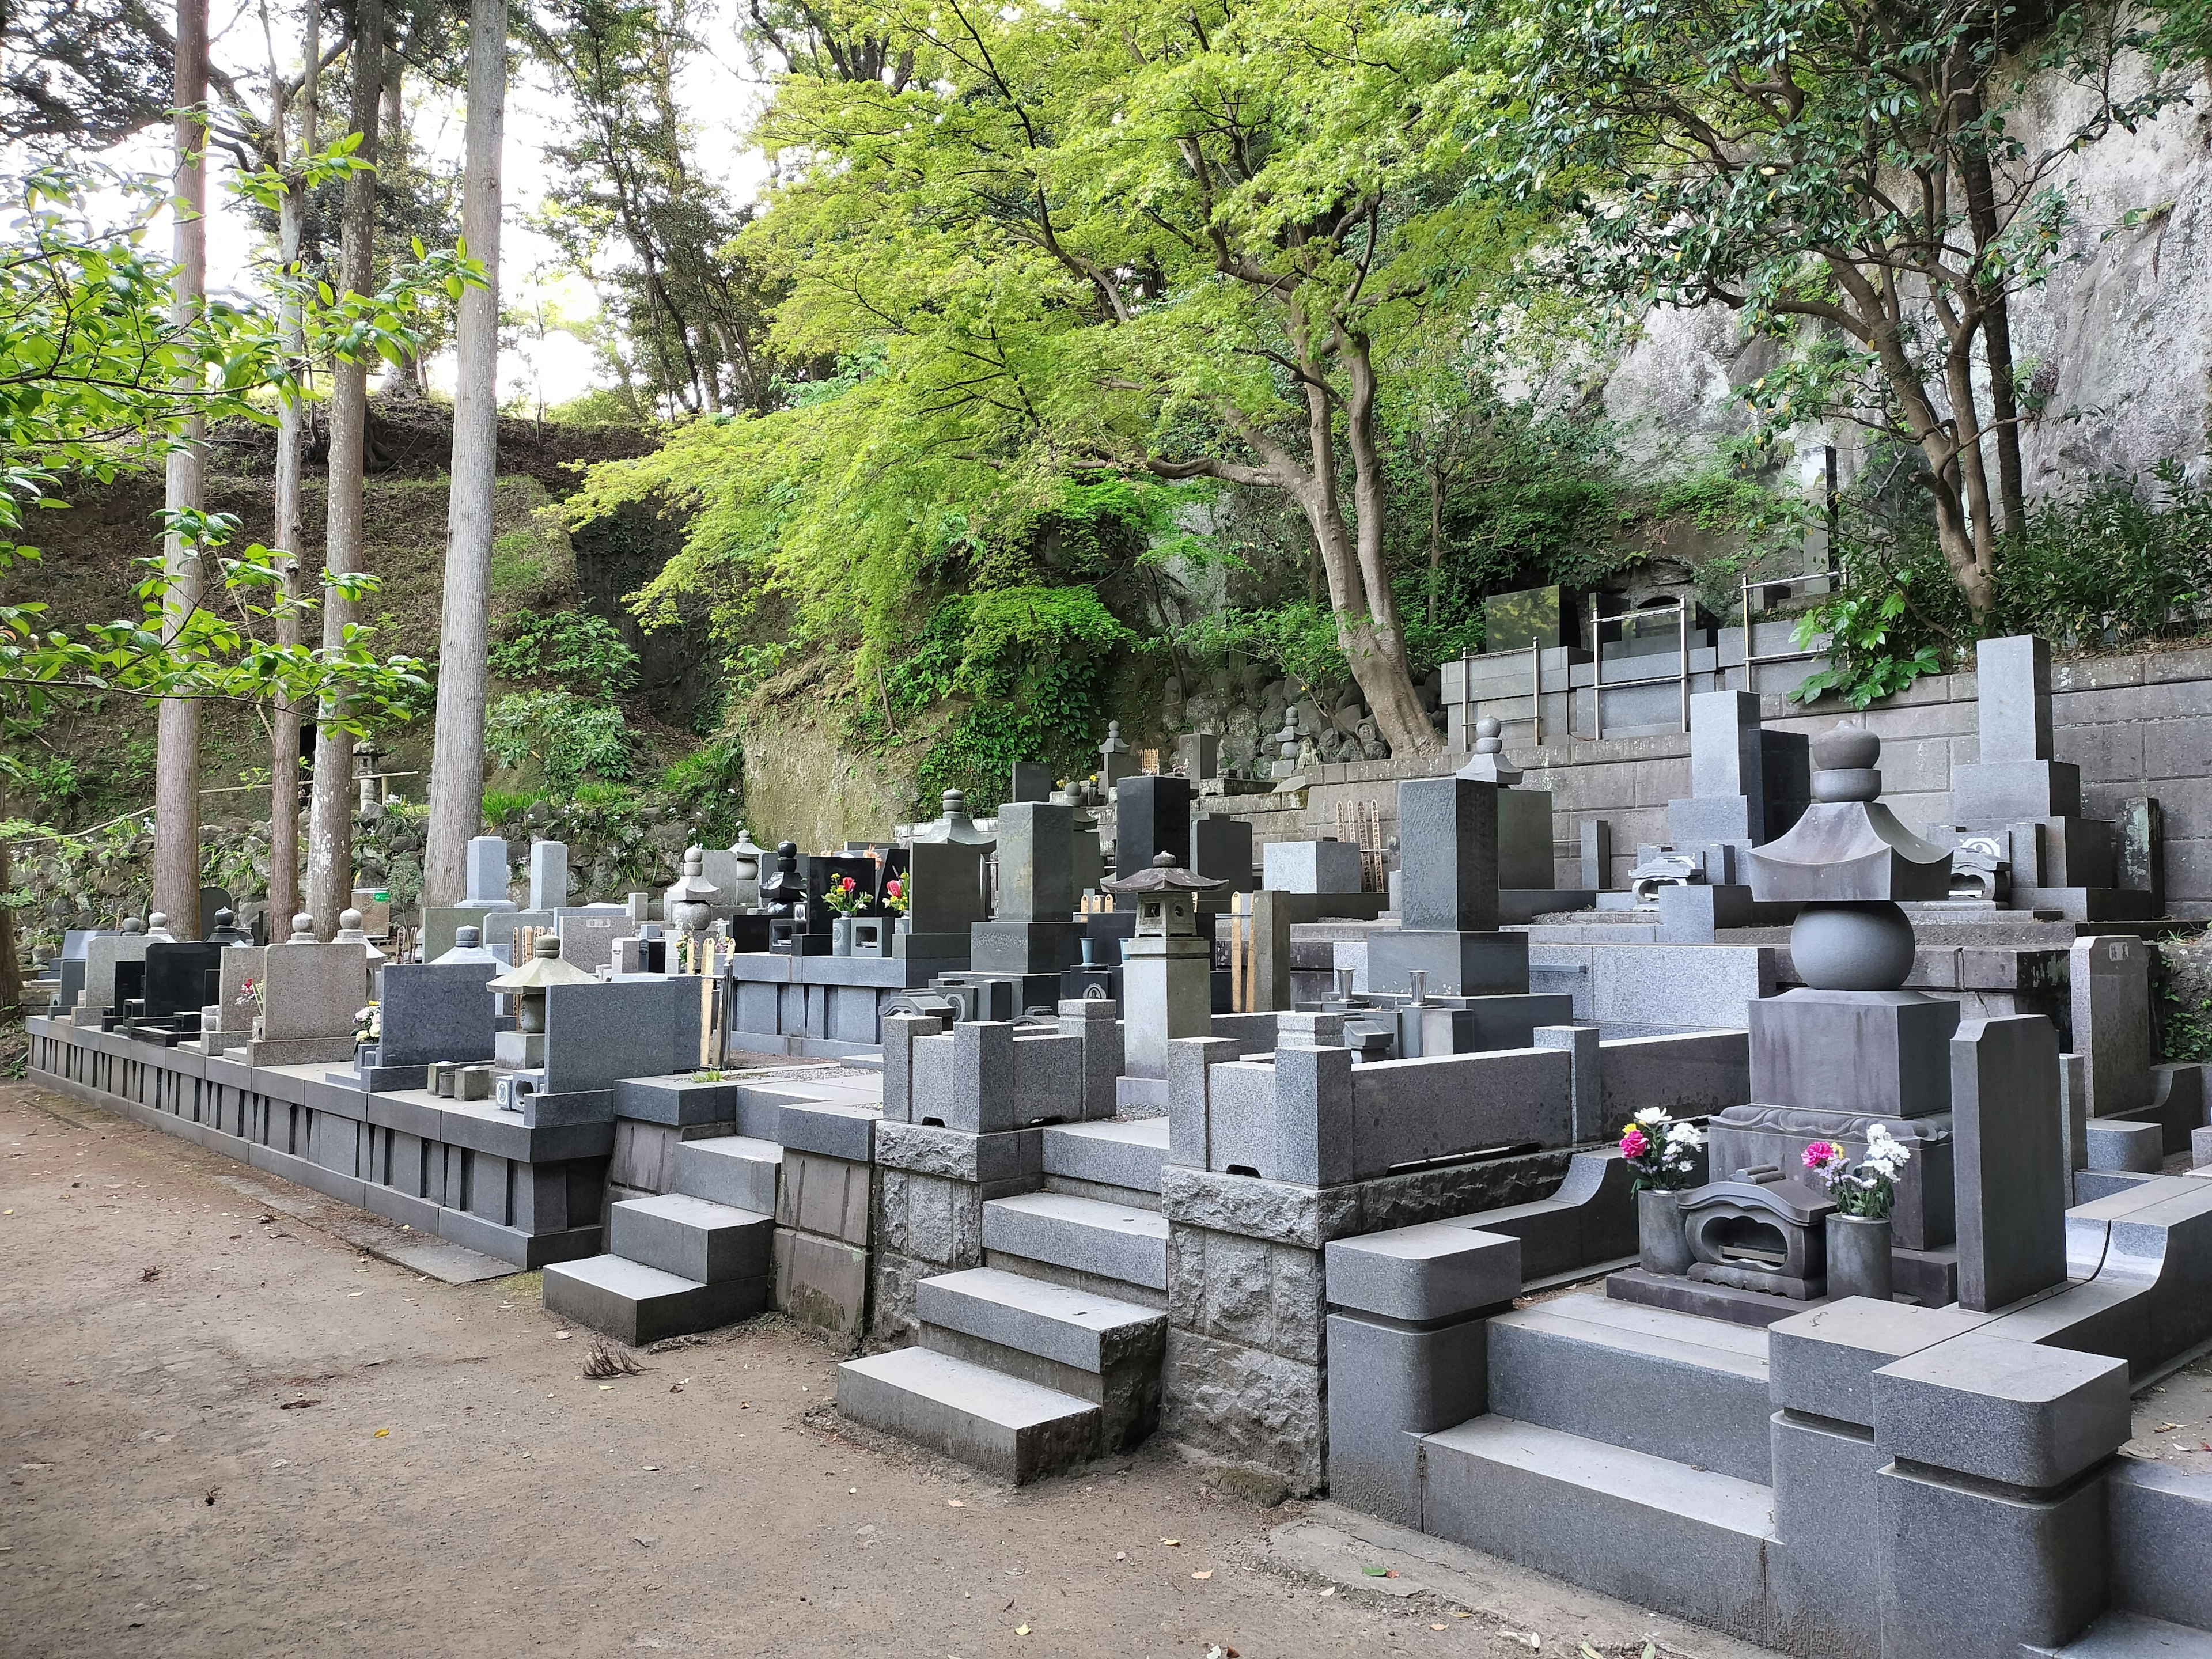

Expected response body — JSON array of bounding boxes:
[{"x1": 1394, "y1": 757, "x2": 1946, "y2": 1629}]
[
  {"x1": 1620, "y1": 1127, "x2": 1650, "y2": 1161},
  {"x1": 1802, "y1": 1141, "x2": 1839, "y2": 1171},
  {"x1": 839, "y1": 876, "x2": 856, "y2": 892},
  {"x1": 886, "y1": 880, "x2": 902, "y2": 899}
]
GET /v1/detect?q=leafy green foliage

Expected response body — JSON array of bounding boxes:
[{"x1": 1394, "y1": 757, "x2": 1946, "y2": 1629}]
[
  {"x1": 488, "y1": 609, "x2": 642, "y2": 694},
  {"x1": 486, "y1": 690, "x2": 635, "y2": 791},
  {"x1": 1996, "y1": 465, "x2": 2212, "y2": 645},
  {"x1": 660, "y1": 732, "x2": 746, "y2": 842},
  {"x1": 888, "y1": 586, "x2": 1132, "y2": 813}
]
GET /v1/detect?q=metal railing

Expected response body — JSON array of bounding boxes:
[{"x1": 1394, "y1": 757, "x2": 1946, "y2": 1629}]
[
  {"x1": 1455, "y1": 640, "x2": 1543, "y2": 753},
  {"x1": 1586, "y1": 596, "x2": 1690, "y2": 741},
  {"x1": 1738, "y1": 572, "x2": 1832, "y2": 694}
]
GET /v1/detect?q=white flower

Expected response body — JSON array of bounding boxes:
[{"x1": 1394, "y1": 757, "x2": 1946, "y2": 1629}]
[
  {"x1": 1861, "y1": 1124, "x2": 1912, "y2": 1179},
  {"x1": 1669, "y1": 1122, "x2": 1706, "y2": 1152}
]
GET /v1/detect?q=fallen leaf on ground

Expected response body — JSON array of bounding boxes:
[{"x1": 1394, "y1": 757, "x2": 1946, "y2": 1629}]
[
  {"x1": 1319, "y1": 1587, "x2": 1335, "y2": 1597},
  {"x1": 141, "y1": 1267, "x2": 160, "y2": 1282},
  {"x1": 1013, "y1": 1625, "x2": 1029, "y2": 1637},
  {"x1": 1191, "y1": 1570, "x2": 1213, "y2": 1581},
  {"x1": 1431, "y1": 1624, "x2": 1449, "y2": 1631},
  {"x1": 947, "y1": 1499, "x2": 965, "y2": 1508},
  {"x1": 555, "y1": 1331, "x2": 571, "y2": 1340},
  {"x1": 1162, "y1": 1538, "x2": 1180, "y2": 1547},
  {"x1": 1449, "y1": 1610, "x2": 1472, "y2": 1618},
  {"x1": 2156, "y1": 1423, "x2": 2182, "y2": 1431},
  {"x1": 668, "y1": 1384, "x2": 683, "y2": 1393},
  {"x1": 278, "y1": 1399, "x2": 319, "y2": 1410},
  {"x1": 204, "y1": 1487, "x2": 220, "y2": 1506},
  {"x1": 372, "y1": 1429, "x2": 389, "y2": 1438}
]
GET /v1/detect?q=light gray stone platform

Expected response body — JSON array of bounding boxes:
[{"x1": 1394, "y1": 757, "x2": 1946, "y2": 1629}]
[
  {"x1": 541, "y1": 1255, "x2": 769, "y2": 1346},
  {"x1": 2033, "y1": 1612, "x2": 2212, "y2": 1657},
  {"x1": 836, "y1": 1346, "x2": 1099, "y2": 1482},
  {"x1": 1487, "y1": 1293, "x2": 1774, "y2": 1483},
  {"x1": 1419, "y1": 1415, "x2": 1777, "y2": 1643},
  {"x1": 1041, "y1": 1117, "x2": 1171, "y2": 1194},
  {"x1": 981, "y1": 1191, "x2": 1169, "y2": 1293},
  {"x1": 669, "y1": 1134, "x2": 783, "y2": 1214}
]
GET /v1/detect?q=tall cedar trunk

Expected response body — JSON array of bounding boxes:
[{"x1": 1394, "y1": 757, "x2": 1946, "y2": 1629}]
[
  {"x1": 305, "y1": 0, "x2": 384, "y2": 938},
  {"x1": 424, "y1": 0, "x2": 505, "y2": 906},
  {"x1": 152, "y1": 0, "x2": 210, "y2": 938},
  {"x1": 267, "y1": 0, "x2": 317, "y2": 934},
  {"x1": 0, "y1": 804, "x2": 18, "y2": 1012},
  {"x1": 378, "y1": 50, "x2": 426, "y2": 400},
  {"x1": 1426, "y1": 454, "x2": 1444, "y2": 628}
]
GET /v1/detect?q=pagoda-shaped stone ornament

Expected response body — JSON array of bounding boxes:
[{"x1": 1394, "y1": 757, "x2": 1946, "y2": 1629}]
[
  {"x1": 1103, "y1": 852, "x2": 1224, "y2": 1086},
  {"x1": 1745, "y1": 725, "x2": 1952, "y2": 989},
  {"x1": 911, "y1": 788, "x2": 995, "y2": 846},
  {"x1": 487, "y1": 933, "x2": 596, "y2": 1069},
  {"x1": 666, "y1": 846, "x2": 722, "y2": 939}
]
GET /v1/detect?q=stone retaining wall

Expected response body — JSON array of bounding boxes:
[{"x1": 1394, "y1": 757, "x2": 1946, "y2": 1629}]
[{"x1": 1205, "y1": 642, "x2": 2212, "y2": 919}]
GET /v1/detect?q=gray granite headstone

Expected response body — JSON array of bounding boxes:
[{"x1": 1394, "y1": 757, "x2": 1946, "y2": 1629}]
[
  {"x1": 554, "y1": 907, "x2": 636, "y2": 973},
  {"x1": 459, "y1": 835, "x2": 516, "y2": 910},
  {"x1": 260, "y1": 941, "x2": 370, "y2": 1039},
  {"x1": 375, "y1": 960, "x2": 500, "y2": 1069},
  {"x1": 542, "y1": 977, "x2": 704, "y2": 1092},
  {"x1": 529, "y1": 840, "x2": 570, "y2": 912},
  {"x1": 994, "y1": 802, "x2": 1075, "y2": 921},
  {"x1": 1952, "y1": 1014, "x2": 2069, "y2": 1312},
  {"x1": 1396, "y1": 777, "x2": 1498, "y2": 931}
]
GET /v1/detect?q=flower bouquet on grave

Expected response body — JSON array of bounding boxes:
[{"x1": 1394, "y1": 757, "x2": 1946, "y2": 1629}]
[
  {"x1": 882, "y1": 877, "x2": 908, "y2": 916},
  {"x1": 1803, "y1": 1126, "x2": 1911, "y2": 1219},
  {"x1": 1619, "y1": 1107, "x2": 1705, "y2": 1193},
  {"x1": 822, "y1": 874, "x2": 868, "y2": 917},
  {"x1": 353, "y1": 1002, "x2": 381, "y2": 1048}
]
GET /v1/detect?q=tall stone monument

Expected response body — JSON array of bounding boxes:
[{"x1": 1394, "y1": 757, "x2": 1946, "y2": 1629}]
[
  {"x1": 1700, "y1": 726, "x2": 1964, "y2": 1304},
  {"x1": 1936, "y1": 634, "x2": 2154, "y2": 920},
  {"x1": 1104, "y1": 851, "x2": 1224, "y2": 1104},
  {"x1": 1643, "y1": 690, "x2": 1809, "y2": 940},
  {"x1": 1365, "y1": 774, "x2": 1529, "y2": 997}
]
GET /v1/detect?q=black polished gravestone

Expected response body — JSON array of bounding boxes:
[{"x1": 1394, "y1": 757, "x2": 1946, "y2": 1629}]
[
  {"x1": 1112, "y1": 775, "x2": 1191, "y2": 911},
  {"x1": 106, "y1": 959, "x2": 147, "y2": 1028},
  {"x1": 130, "y1": 941, "x2": 225, "y2": 1044}
]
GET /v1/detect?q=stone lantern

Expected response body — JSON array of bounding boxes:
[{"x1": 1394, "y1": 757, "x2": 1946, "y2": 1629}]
[
  {"x1": 1103, "y1": 851, "x2": 1225, "y2": 1087},
  {"x1": 668, "y1": 846, "x2": 721, "y2": 938},
  {"x1": 487, "y1": 933, "x2": 594, "y2": 1066}
]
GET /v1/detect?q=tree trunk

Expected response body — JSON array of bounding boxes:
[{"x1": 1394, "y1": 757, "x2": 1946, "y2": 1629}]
[
  {"x1": 424, "y1": 0, "x2": 506, "y2": 907},
  {"x1": 267, "y1": 0, "x2": 316, "y2": 936},
  {"x1": 1426, "y1": 452, "x2": 1444, "y2": 628},
  {"x1": 153, "y1": 0, "x2": 210, "y2": 938},
  {"x1": 1955, "y1": 82, "x2": 2027, "y2": 540},
  {"x1": 305, "y1": 0, "x2": 384, "y2": 938},
  {"x1": 0, "y1": 811, "x2": 20, "y2": 1013}
]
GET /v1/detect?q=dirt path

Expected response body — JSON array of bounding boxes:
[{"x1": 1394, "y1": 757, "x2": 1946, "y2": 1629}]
[{"x1": 0, "y1": 1081, "x2": 1777, "y2": 1659}]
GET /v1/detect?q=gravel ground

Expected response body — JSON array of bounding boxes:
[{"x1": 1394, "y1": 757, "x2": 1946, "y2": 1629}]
[{"x1": 0, "y1": 1080, "x2": 1779, "y2": 1659}]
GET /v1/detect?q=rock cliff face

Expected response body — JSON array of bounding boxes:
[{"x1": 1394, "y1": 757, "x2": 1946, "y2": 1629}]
[
  {"x1": 736, "y1": 707, "x2": 927, "y2": 851},
  {"x1": 1595, "y1": 60, "x2": 2212, "y2": 495}
]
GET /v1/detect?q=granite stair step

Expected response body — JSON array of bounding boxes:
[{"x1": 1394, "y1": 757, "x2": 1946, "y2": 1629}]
[
  {"x1": 608, "y1": 1193, "x2": 772, "y2": 1283},
  {"x1": 671, "y1": 1134, "x2": 783, "y2": 1213},
  {"x1": 1421, "y1": 1415, "x2": 1775, "y2": 1641},
  {"x1": 542, "y1": 1254, "x2": 769, "y2": 1347},
  {"x1": 981, "y1": 1191, "x2": 1168, "y2": 1293},
  {"x1": 2034, "y1": 1612, "x2": 2212, "y2": 1657},
  {"x1": 1041, "y1": 1118, "x2": 1172, "y2": 1195},
  {"x1": 836, "y1": 1346, "x2": 1100, "y2": 1483},
  {"x1": 1488, "y1": 1291, "x2": 1774, "y2": 1483},
  {"x1": 916, "y1": 1267, "x2": 1167, "y2": 1452}
]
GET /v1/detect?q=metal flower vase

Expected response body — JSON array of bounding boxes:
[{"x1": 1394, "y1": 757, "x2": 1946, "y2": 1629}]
[
  {"x1": 1825, "y1": 1213, "x2": 1894, "y2": 1302},
  {"x1": 1637, "y1": 1188, "x2": 1693, "y2": 1277}
]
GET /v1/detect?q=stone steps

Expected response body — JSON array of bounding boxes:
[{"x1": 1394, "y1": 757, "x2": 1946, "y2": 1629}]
[
  {"x1": 1041, "y1": 1118, "x2": 1171, "y2": 1194},
  {"x1": 2033, "y1": 1612, "x2": 2212, "y2": 1657},
  {"x1": 916, "y1": 1266, "x2": 1165, "y2": 1453},
  {"x1": 671, "y1": 1134, "x2": 783, "y2": 1214},
  {"x1": 608, "y1": 1192, "x2": 772, "y2": 1285},
  {"x1": 1488, "y1": 1291, "x2": 1774, "y2": 1483},
  {"x1": 542, "y1": 1255, "x2": 770, "y2": 1347},
  {"x1": 1420, "y1": 1415, "x2": 1776, "y2": 1642},
  {"x1": 982, "y1": 1191, "x2": 1169, "y2": 1296},
  {"x1": 836, "y1": 1346, "x2": 1099, "y2": 1484}
]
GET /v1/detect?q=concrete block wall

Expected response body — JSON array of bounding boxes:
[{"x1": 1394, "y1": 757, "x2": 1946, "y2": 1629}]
[{"x1": 1206, "y1": 642, "x2": 2212, "y2": 918}]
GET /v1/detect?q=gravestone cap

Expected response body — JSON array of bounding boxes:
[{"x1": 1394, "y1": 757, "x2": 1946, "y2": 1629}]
[
  {"x1": 1746, "y1": 726, "x2": 1951, "y2": 904},
  {"x1": 1099, "y1": 721, "x2": 1129, "y2": 755},
  {"x1": 122, "y1": 916, "x2": 144, "y2": 934},
  {"x1": 145, "y1": 912, "x2": 177, "y2": 942},
  {"x1": 288, "y1": 913, "x2": 317, "y2": 943},
  {"x1": 1456, "y1": 715, "x2": 1525, "y2": 786}
]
